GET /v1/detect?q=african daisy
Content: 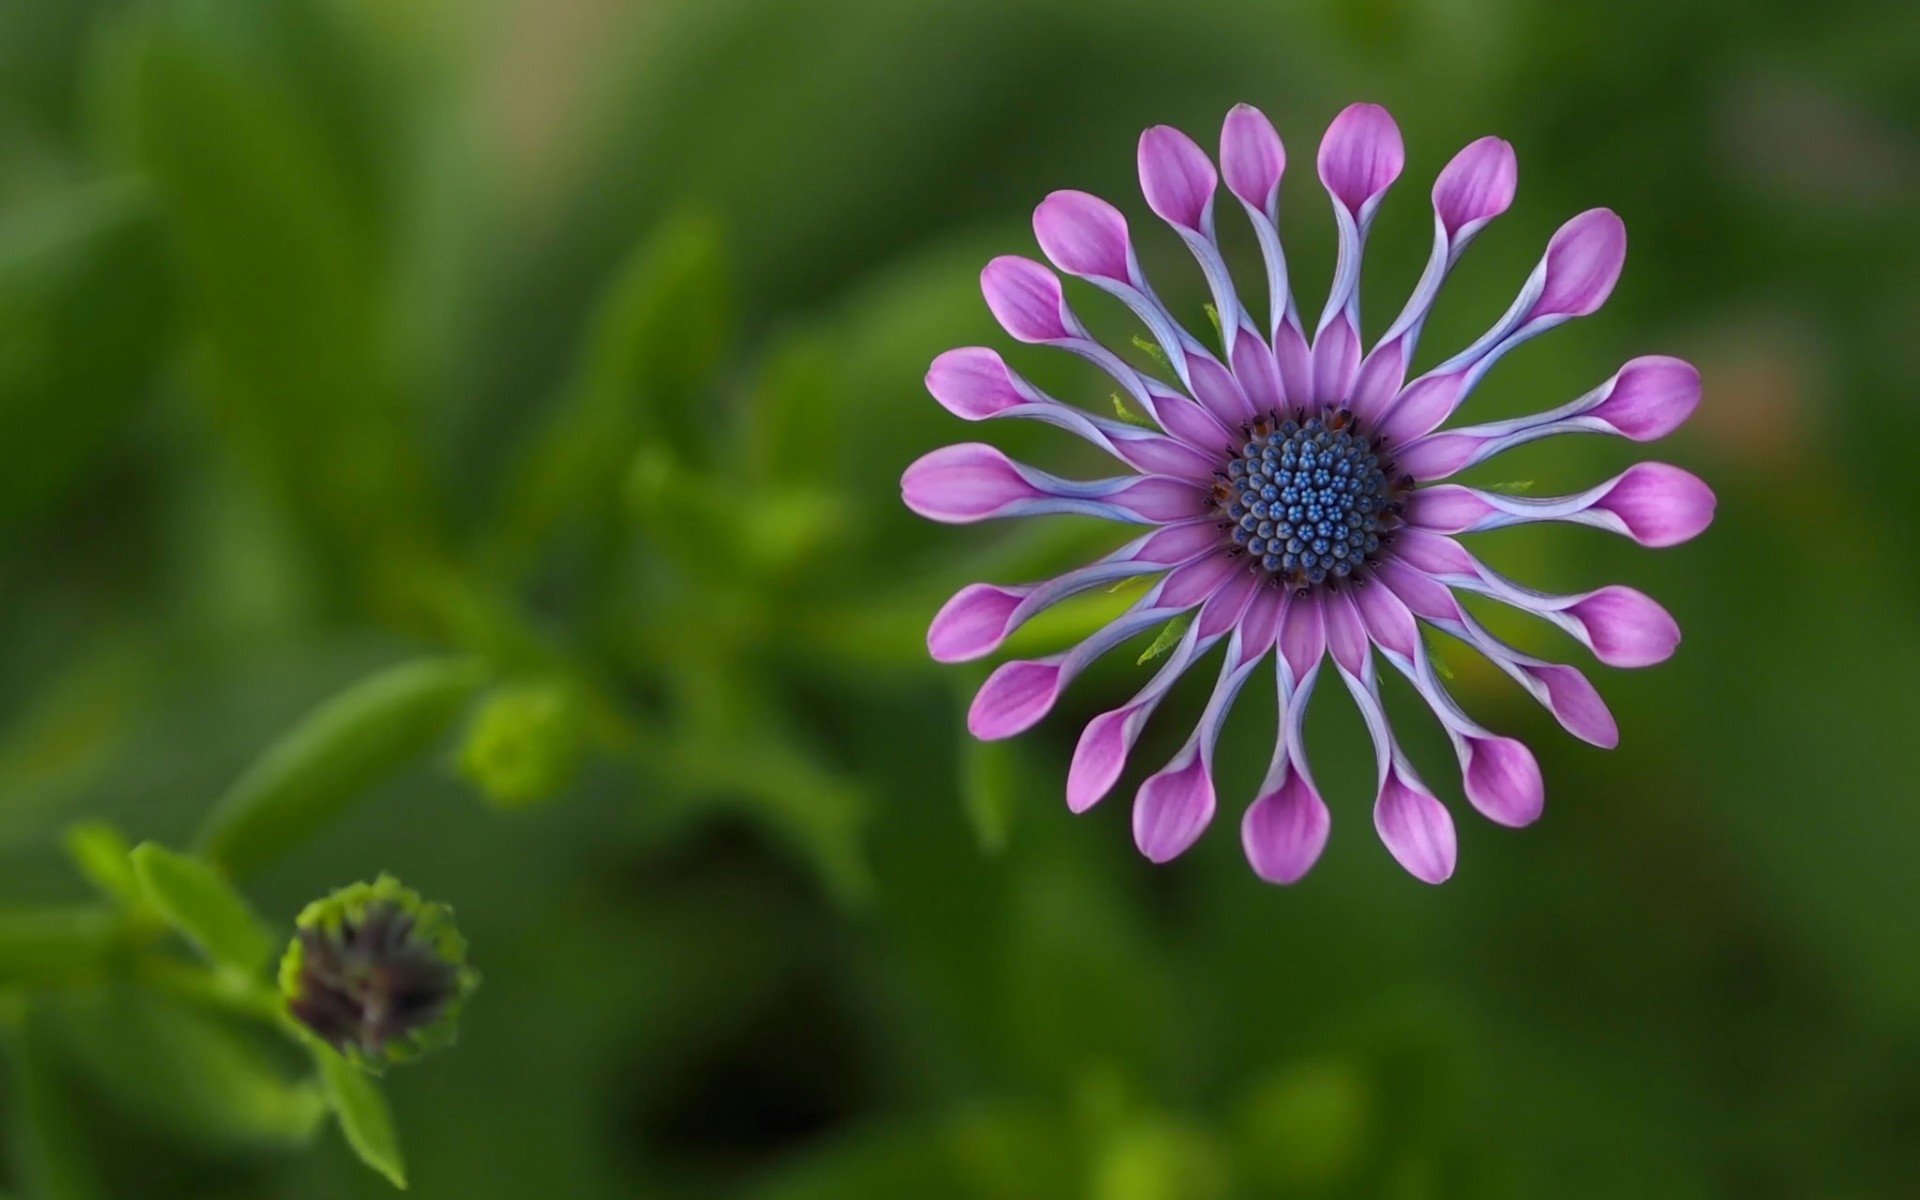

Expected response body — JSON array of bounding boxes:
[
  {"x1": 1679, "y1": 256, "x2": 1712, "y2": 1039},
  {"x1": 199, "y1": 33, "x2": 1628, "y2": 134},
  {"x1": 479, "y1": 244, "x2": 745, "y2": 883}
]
[{"x1": 902, "y1": 103, "x2": 1713, "y2": 883}]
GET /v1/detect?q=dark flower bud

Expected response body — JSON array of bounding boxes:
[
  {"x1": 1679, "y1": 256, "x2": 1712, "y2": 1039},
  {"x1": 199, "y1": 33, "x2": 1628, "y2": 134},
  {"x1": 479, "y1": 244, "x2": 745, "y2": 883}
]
[{"x1": 279, "y1": 875, "x2": 477, "y2": 1066}]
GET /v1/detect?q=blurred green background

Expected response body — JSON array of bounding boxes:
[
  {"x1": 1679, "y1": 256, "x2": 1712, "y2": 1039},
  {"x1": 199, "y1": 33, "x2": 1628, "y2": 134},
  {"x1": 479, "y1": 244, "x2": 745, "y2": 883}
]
[{"x1": 2, "y1": 0, "x2": 1917, "y2": 1196}]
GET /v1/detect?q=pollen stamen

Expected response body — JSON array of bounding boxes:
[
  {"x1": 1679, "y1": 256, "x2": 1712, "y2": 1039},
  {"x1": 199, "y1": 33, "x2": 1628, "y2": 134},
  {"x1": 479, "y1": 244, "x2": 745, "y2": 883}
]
[{"x1": 1213, "y1": 411, "x2": 1398, "y2": 588}]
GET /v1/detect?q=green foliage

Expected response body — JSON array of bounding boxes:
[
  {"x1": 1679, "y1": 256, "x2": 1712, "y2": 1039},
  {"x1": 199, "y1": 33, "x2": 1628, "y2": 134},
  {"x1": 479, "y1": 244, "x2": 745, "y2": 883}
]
[
  {"x1": 488, "y1": 213, "x2": 728, "y2": 573},
  {"x1": 0, "y1": 182, "x2": 170, "y2": 525},
  {"x1": 1091, "y1": 1118, "x2": 1229, "y2": 1200},
  {"x1": 118, "y1": 8, "x2": 432, "y2": 585},
  {"x1": 0, "y1": 907, "x2": 118, "y2": 988},
  {"x1": 7, "y1": 1007, "x2": 110, "y2": 1200},
  {"x1": 44, "y1": 988, "x2": 327, "y2": 1150},
  {"x1": 62, "y1": 822, "x2": 143, "y2": 910},
  {"x1": 960, "y1": 734, "x2": 1020, "y2": 856},
  {"x1": 1110, "y1": 394, "x2": 1157, "y2": 429},
  {"x1": 1129, "y1": 335, "x2": 1169, "y2": 368},
  {"x1": 1136, "y1": 614, "x2": 1191, "y2": 665},
  {"x1": 130, "y1": 843, "x2": 276, "y2": 976},
  {"x1": 1234, "y1": 1058, "x2": 1371, "y2": 1192},
  {"x1": 196, "y1": 657, "x2": 485, "y2": 877},
  {"x1": 317, "y1": 1044, "x2": 407, "y2": 1189}
]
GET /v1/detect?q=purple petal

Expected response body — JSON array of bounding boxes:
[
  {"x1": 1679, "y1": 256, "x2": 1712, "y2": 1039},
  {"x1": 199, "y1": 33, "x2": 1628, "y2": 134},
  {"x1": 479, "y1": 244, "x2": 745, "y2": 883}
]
[
  {"x1": 981, "y1": 255, "x2": 1072, "y2": 343},
  {"x1": 1138, "y1": 125, "x2": 1217, "y2": 232},
  {"x1": 1391, "y1": 528, "x2": 1477, "y2": 577},
  {"x1": 1147, "y1": 382, "x2": 1237, "y2": 450},
  {"x1": 1220, "y1": 103, "x2": 1285, "y2": 212},
  {"x1": 967, "y1": 660, "x2": 1064, "y2": 740},
  {"x1": 1278, "y1": 593, "x2": 1326, "y2": 680},
  {"x1": 1392, "y1": 429, "x2": 1479, "y2": 482},
  {"x1": 1186, "y1": 352, "x2": 1255, "y2": 424},
  {"x1": 1529, "y1": 209, "x2": 1626, "y2": 320},
  {"x1": 1593, "y1": 463, "x2": 1716, "y2": 547},
  {"x1": 1323, "y1": 590, "x2": 1372, "y2": 675},
  {"x1": 901, "y1": 443, "x2": 1038, "y2": 522},
  {"x1": 1316, "y1": 103, "x2": 1404, "y2": 215},
  {"x1": 1374, "y1": 558, "x2": 1462, "y2": 623},
  {"x1": 926, "y1": 347, "x2": 1023, "y2": 419},
  {"x1": 1234, "y1": 586, "x2": 1287, "y2": 659},
  {"x1": 1193, "y1": 567, "x2": 1261, "y2": 639},
  {"x1": 1132, "y1": 756, "x2": 1216, "y2": 862},
  {"x1": 1274, "y1": 322, "x2": 1313, "y2": 406},
  {"x1": 1569, "y1": 587, "x2": 1680, "y2": 668},
  {"x1": 1374, "y1": 373, "x2": 1466, "y2": 449},
  {"x1": 1231, "y1": 335, "x2": 1285, "y2": 415},
  {"x1": 1111, "y1": 477, "x2": 1209, "y2": 522},
  {"x1": 1462, "y1": 736, "x2": 1544, "y2": 827},
  {"x1": 1033, "y1": 190, "x2": 1133, "y2": 282},
  {"x1": 1351, "y1": 575, "x2": 1420, "y2": 660},
  {"x1": 1242, "y1": 775, "x2": 1331, "y2": 884},
  {"x1": 1404, "y1": 486, "x2": 1497, "y2": 534},
  {"x1": 1530, "y1": 662, "x2": 1619, "y2": 749},
  {"x1": 1069, "y1": 706, "x2": 1148, "y2": 813},
  {"x1": 1348, "y1": 340, "x2": 1409, "y2": 421},
  {"x1": 1432, "y1": 136, "x2": 1517, "y2": 238},
  {"x1": 1375, "y1": 558, "x2": 1620, "y2": 750},
  {"x1": 1136, "y1": 520, "x2": 1234, "y2": 563},
  {"x1": 1591, "y1": 355, "x2": 1701, "y2": 441},
  {"x1": 1161, "y1": 551, "x2": 1243, "y2": 608},
  {"x1": 1374, "y1": 773, "x2": 1457, "y2": 884},
  {"x1": 928, "y1": 584, "x2": 1027, "y2": 663},
  {"x1": 1310, "y1": 316, "x2": 1362, "y2": 406}
]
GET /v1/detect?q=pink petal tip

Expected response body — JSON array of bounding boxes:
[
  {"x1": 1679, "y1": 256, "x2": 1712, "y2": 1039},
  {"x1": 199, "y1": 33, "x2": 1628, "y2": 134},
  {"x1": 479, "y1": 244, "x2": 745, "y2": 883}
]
[
  {"x1": 1317, "y1": 103, "x2": 1405, "y2": 214},
  {"x1": 1132, "y1": 757, "x2": 1216, "y2": 863},
  {"x1": 1242, "y1": 775, "x2": 1330, "y2": 884}
]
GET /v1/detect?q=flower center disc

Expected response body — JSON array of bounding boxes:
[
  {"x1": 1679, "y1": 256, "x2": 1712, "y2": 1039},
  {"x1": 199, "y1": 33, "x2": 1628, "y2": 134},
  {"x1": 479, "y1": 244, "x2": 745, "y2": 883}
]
[{"x1": 1211, "y1": 413, "x2": 1399, "y2": 588}]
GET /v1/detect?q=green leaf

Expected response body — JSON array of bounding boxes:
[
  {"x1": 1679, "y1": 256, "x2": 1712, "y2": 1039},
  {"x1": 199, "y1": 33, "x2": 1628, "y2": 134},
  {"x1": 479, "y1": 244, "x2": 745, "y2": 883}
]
[
  {"x1": 131, "y1": 843, "x2": 275, "y2": 975},
  {"x1": 1137, "y1": 614, "x2": 1192, "y2": 665},
  {"x1": 578, "y1": 210, "x2": 727, "y2": 456},
  {"x1": 961, "y1": 736, "x2": 1020, "y2": 856},
  {"x1": 1110, "y1": 394, "x2": 1156, "y2": 429},
  {"x1": 7, "y1": 1007, "x2": 110, "y2": 1200},
  {"x1": 0, "y1": 908, "x2": 117, "y2": 988},
  {"x1": 43, "y1": 988, "x2": 326, "y2": 1151},
  {"x1": 62, "y1": 821, "x2": 142, "y2": 909},
  {"x1": 625, "y1": 709, "x2": 872, "y2": 910},
  {"x1": 317, "y1": 1045, "x2": 406, "y2": 1189},
  {"x1": 487, "y1": 212, "x2": 727, "y2": 571},
  {"x1": 0, "y1": 633, "x2": 149, "y2": 841},
  {"x1": 1129, "y1": 334, "x2": 1168, "y2": 368},
  {"x1": 122, "y1": 18, "x2": 431, "y2": 581},
  {"x1": 195, "y1": 657, "x2": 485, "y2": 877},
  {"x1": 0, "y1": 182, "x2": 170, "y2": 527},
  {"x1": 745, "y1": 333, "x2": 841, "y2": 486}
]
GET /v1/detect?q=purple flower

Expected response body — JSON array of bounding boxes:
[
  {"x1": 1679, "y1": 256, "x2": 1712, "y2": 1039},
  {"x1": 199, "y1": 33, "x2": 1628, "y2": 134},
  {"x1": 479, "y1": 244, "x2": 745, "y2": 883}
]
[{"x1": 902, "y1": 104, "x2": 1714, "y2": 884}]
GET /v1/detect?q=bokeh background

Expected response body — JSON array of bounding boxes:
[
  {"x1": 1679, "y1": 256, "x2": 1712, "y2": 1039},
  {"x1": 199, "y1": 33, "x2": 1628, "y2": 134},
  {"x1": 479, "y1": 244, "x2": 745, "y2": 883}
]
[{"x1": 2, "y1": 0, "x2": 1918, "y2": 1196}]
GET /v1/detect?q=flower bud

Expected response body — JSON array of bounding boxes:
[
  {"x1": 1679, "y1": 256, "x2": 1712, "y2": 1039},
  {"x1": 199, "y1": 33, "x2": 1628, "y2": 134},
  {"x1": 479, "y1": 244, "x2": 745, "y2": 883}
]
[
  {"x1": 279, "y1": 876, "x2": 477, "y2": 1066},
  {"x1": 457, "y1": 682, "x2": 587, "y2": 809}
]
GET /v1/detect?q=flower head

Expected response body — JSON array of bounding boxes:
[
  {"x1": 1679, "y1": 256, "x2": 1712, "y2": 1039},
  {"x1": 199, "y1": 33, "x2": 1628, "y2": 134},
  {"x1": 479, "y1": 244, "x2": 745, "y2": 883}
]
[
  {"x1": 280, "y1": 875, "x2": 478, "y2": 1065},
  {"x1": 904, "y1": 103, "x2": 1713, "y2": 884}
]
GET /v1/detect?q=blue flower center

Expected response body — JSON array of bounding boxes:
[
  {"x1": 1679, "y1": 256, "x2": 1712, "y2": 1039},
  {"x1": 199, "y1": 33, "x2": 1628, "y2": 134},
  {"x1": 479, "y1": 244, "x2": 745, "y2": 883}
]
[{"x1": 1211, "y1": 413, "x2": 1400, "y2": 587}]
